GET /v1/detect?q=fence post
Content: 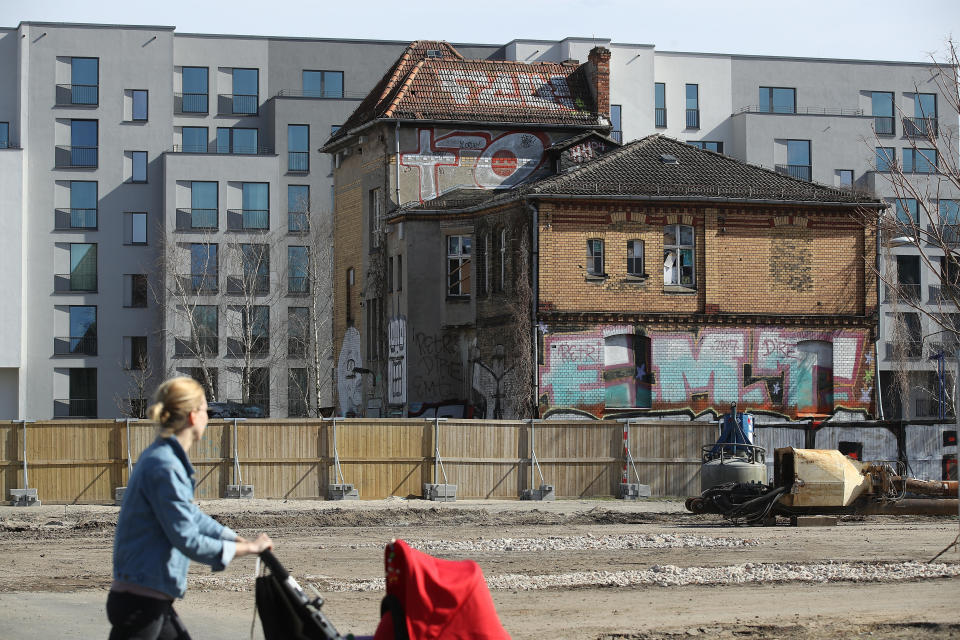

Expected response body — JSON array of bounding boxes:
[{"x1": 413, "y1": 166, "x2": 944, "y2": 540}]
[
  {"x1": 113, "y1": 418, "x2": 139, "y2": 504},
  {"x1": 423, "y1": 417, "x2": 454, "y2": 501},
  {"x1": 10, "y1": 420, "x2": 38, "y2": 506},
  {"x1": 226, "y1": 418, "x2": 252, "y2": 498},
  {"x1": 521, "y1": 418, "x2": 553, "y2": 500},
  {"x1": 326, "y1": 416, "x2": 358, "y2": 499},
  {"x1": 616, "y1": 419, "x2": 651, "y2": 500}
]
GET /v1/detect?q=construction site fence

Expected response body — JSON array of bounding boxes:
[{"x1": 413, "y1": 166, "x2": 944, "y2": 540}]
[{"x1": 0, "y1": 419, "x2": 714, "y2": 504}]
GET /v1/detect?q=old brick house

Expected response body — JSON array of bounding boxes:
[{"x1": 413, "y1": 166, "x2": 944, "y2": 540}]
[
  {"x1": 409, "y1": 135, "x2": 883, "y2": 420},
  {"x1": 322, "y1": 41, "x2": 612, "y2": 416}
]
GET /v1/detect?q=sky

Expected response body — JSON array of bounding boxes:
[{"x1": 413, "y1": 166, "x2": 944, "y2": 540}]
[{"x1": 1, "y1": 0, "x2": 958, "y2": 62}]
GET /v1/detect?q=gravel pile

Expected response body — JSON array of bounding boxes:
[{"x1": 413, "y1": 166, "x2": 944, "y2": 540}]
[{"x1": 400, "y1": 533, "x2": 760, "y2": 553}]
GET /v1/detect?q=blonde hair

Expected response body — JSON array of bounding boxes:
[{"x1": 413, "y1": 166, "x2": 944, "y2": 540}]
[{"x1": 147, "y1": 377, "x2": 206, "y2": 434}]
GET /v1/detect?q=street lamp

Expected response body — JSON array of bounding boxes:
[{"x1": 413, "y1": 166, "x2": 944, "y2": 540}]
[{"x1": 470, "y1": 344, "x2": 514, "y2": 419}]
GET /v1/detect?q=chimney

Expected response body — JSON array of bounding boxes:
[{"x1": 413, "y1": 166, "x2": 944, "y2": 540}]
[{"x1": 587, "y1": 46, "x2": 611, "y2": 122}]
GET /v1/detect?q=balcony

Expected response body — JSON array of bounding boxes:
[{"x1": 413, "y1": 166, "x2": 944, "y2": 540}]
[
  {"x1": 288, "y1": 276, "x2": 310, "y2": 295},
  {"x1": 174, "y1": 92, "x2": 209, "y2": 114},
  {"x1": 53, "y1": 335, "x2": 98, "y2": 356},
  {"x1": 775, "y1": 164, "x2": 812, "y2": 182},
  {"x1": 610, "y1": 130, "x2": 622, "y2": 143},
  {"x1": 54, "y1": 208, "x2": 97, "y2": 230},
  {"x1": 288, "y1": 212, "x2": 309, "y2": 233},
  {"x1": 226, "y1": 274, "x2": 270, "y2": 295},
  {"x1": 218, "y1": 93, "x2": 258, "y2": 115},
  {"x1": 55, "y1": 84, "x2": 98, "y2": 106},
  {"x1": 54, "y1": 273, "x2": 97, "y2": 293},
  {"x1": 175, "y1": 208, "x2": 218, "y2": 231},
  {"x1": 929, "y1": 285, "x2": 960, "y2": 304},
  {"x1": 179, "y1": 274, "x2": 218, "y2": 294},
  {"x1": 654, "y1": 108, "x2": 667, "y2": 128},
  {"x1": 227, "y1": 337, "x2": 269, "y2": 357},
  {"x1": 884, "y1": 283, "x2": 921, "y2": 303},
  {"x1": 685, "y1": 109, "x2": 700, "y2": 129},
  {"x1": 174, "y1": 336, "x2": 218, "y2": 357},
  {"x1": 53, "y1": 398, "x2": 97, "y2": 418},
  {"x1": 288, "y1": 151, "x2": 309, "y2": 172},
  {"x1": 55, "y1": 146, "x2": 98, "y2": 168},
  {"x1": 227, "y1": 209, "x2": 269, "y2": 231},
  {"x1": 885, "y1": 341, "x2": 923, "y2": 359},
  {"x1": 170, "y1": 144, "x2": 275, "y2": 155},
  {"x1": 873, "y1": 116, "x2": 895, "y2": 136},
  {"x1": 904, "y1": 117, "x2": 938, "y2": 138}
]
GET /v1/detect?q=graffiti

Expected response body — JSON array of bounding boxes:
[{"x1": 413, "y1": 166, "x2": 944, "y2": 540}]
[
  {"x1": 567, "y1": 139, "x2": 609, "y2": 164},
  {"x1": 436, "y1": 69, "x2": 575, "y2": 111},
  {"x1": 336, "y1": 327, "x2": 363, "y2": 417},
  {"x1": 538, "y1": 325, "x2": 874, "y2": 420},
  {"x1": 388, "y1": 316, "x2": 407, "y2": 406},
  {"x1": 409, "y1": 330, "x2": 466, "y2": 402},
  {"x1": 400, "y1": 128, "x2": 550, "y2": 202}
]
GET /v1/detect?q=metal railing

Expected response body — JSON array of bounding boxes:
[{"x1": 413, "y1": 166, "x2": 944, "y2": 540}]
[
  {"x1": 288, "y1": 151, "x2": 309, "y2": 172},
  {"x1": 171, "y1": 144, "x2": 274, "y2": 155},
  {"x1": 685, "y1": 109, "x2": 700, "y2": 129},
  {"x1": 287, "y1": 212, "x2": 309, "y2": 233},
  {"x1": 736, "y1": 105, "x2": 863, "y2": 116},
  {"x1": 904, "y1": 117, "x2": 938, "y2": 138},
  {"x1": 226, "y1": 274, "x2": 270, "y2": 294},
  {"x1": 54, "y1": 273, "x2": 97, "y2": 293},
  {"x1": 227, "y1": 337, "x2": 269, "y2": 357},
  {"x1": 219, "y1": 93, "x2": 258, "y2": 115},
  {"x1": 55, "y1": 146, "x2": 98, "y2": 168},
  {"x1": 53, "y1": 398, "x2": 97, "y2": 418},
  {"x1": 175, "y1": 208, "x2": 218, "y2": 231},
  {"x1": 288, "y1": 276, "x2": 309, "y2": 295},
  {"x1": 174, "y1": 92, "x2": 209, "y2": 114},
  {"x1": 775, "y1": 164, "x2": 812, "y2": 181},
  {"x1": 53, "y1": 336, "x2": 98, "y2": 356},
  {"x1": 884, "y1": 283, "x2": 921, "y2": 302},
  {"x1": 183, "y1": 274, "x2": 218, "y2": 294},
  {"x1": 610, "y1": 130, "x2": 622, "y2": 143},
  {"x1": 873, "y1": 116, "x2": 895, "y2": 135},
  {"x1": 654, "y1": 107, "x2": 667, "y2": 128},
  {"x1": 885, "y1": 341, "x2": 923, "y2": 359},
  {"x1": 174, "y1": 336, "x2": 218, "y2": 357},
  {"x1": 227, "y1": 209, "x2": 269, "y2": 231},
  {"x1": 54, "y1": 208, "x2": 97, "y2": 230},
  {"x1": 56, "y1": 84, "x2": 98, "y2": 106},
  {"x1": 274, "y1": 88, "x2": 363, "y2": 99}
]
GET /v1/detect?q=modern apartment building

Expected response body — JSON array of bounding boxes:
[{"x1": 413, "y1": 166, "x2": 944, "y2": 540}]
[{"x1": 0, "y1": 24, "x2": 954, "y2": 420}]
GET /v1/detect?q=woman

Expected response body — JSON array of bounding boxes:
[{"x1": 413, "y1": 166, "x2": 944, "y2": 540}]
[{"x1": 107, "y1": 377, "x2": 273, "y2": 639}]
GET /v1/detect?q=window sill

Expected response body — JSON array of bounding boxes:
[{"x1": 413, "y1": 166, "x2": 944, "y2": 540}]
[
  {"x1": 584, "y1": 274, "x2": 608, "y2": 283},
  {"x1": 624, "y1": 274, "x2": 649, "y2": 283},
  {"x1": 663, "y1": 284, "x2": 697, "y2": 294},
  {"x1": 446, "y1": 296, "x2": 471, "y2": 303}
]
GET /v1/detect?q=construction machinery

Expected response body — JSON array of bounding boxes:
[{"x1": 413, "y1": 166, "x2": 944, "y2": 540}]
[{"x1": 699, "y1": 403, "x2": 767, "y2": 493}]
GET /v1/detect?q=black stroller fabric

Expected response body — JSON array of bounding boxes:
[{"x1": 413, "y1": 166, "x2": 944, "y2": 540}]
[{"x1": 256, "y1": 573, "x2": 328, "y2": 640}]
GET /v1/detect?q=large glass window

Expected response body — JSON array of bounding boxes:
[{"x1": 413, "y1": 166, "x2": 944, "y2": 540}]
[
  {"x1": 663, "y1": 224, "x2": 695, "y2": 288},
  {"x1": 586, "y1": 239, "x2": 604, "y2": 276},
  {"x1": 610, "y1": 104, "x2": 622, "y2": 142},
  {"x1": 130, "y1": 274, "x2": 148, "y2": 308},
  {"x1": 240, "y1": 244, "x2": 270, "y2": 293},
  {"x1": 447, "y1": 236, "x2": 471, "y2": 297},
  {"x1": 288, "y1": 185, "x2": 310, "y2": 233},
  {"x1": 903, "y1": 148, "x2": 937, "y2": 174},
  {"x1": 288, "y1": 246, "x2": 309, "y2": 294},
  {"x1": 915, "y1": 93, "x2": 937, "y2": 119},
  {"x1": 191, "y1": 306, "x2": 218, "y2": 356},
  {"x1": 287, "y1": 307, "x2": 308, "y2": 358},
  {"x1": 876, "y1": 147, "x2": 895, "y2": 172},
  {"x1": 288, "y1": 125, "x2": 309, "y2": 171},
  {"x1": 70, "y1": 243, "x2": 97, "y2": 291},
  {"x1": 871, "y1": 91, "x2": 894, "y2": 135},
  {"x1": 288, "y1": 368, "x2": 308, "y2": 417},
  {"x1": 132, "y1": 90, "x2": 148, "y2": 121},
  {"x1": 240, "y1": 306, "x2": 270, "y2": 356},
  {"x1": 190, "y1": 243, "x2": 218, "y2": 293},
  {"x1": 131, "y1": 151, "x2": 147, "y2": 183},
  {"x1": 68, "y1": 306, "x2": 97, "y2": 355},
  {"x1": 303, "y1": 70, "x2": 344, "y2": 98},
  {"x1": 181, "y1": 66, "x2": 208, "y2": 113},
  {"x1": 940, "y1": 200, "x2": 960, "y2": 243},
  {"x1": 70, "y1": 120, "x2": 98, "y2": 167},
  {"x1": 654, "y1": 82, "x2": 666, "y2": 127},
  {"x1": 232, "y1": 68, "x2": 258, "y2": 114},
  {"x1": 242, "y1": 182, "x2": 269, "y2": 229},
  {"x1": 71, "y1": 57, "x2": 98, "y2": 105},
  {"x1": 685, "y1": 84, "x2": 699, "y2": 128},
  {"x1": 0, "y1": 122, "x2": 9, "y2": 148},
  {"x1": 896, "y1": 255, "x2": 921, "y2": 300},
  {"x1": 627, "y1": 239, "x2": 644, "y2": 277},
  {"x1": 895, "y1": 198, "x2": 919, "y2": 226},
  {"x1": 217, "y1": 127, "x2": 258, "y2": 154},
  {"x1": 759, "y1": 87, "x2": 796, "y2": 114},
  {"x1": 785, "y1": 140, "x2": 812, "y2": 181},
  {"x1": 130, "y1": 212, "x2": 147, "y2": 245},
  {"x1": 69, "y1": 181, "x2": 97, "y2": 229},
  {"x1": 181, "y1": 127, "x2": 207, "y2": 153},
  {"x1": 191, "y1": 181, "x2": 217, "y2": 229},
  {"x1": 67, "y1": 368, "x2": 97, "y2": 417}
]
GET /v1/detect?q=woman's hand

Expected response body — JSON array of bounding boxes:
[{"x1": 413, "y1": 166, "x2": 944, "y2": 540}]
[{"x1": 234, "y1": 533, "x2": 274, "y2": 557}]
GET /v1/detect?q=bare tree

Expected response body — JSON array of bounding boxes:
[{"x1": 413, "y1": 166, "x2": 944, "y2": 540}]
[{"x1": 113, "y1": 349, "x2": 156, "y2": 418}]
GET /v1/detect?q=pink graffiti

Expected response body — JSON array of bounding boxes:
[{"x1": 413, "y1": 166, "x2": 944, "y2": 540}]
[
  {"x1": 568, "y1": 140, "x2": 608, "y2": 163},
  {"x1": 436, "y1": 69, "x2": 575, "y2": 111}
]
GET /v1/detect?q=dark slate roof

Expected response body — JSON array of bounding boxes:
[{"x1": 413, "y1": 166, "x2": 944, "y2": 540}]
[{"x1": 325, "y1": 40, "x2": 603, "y2": 148}]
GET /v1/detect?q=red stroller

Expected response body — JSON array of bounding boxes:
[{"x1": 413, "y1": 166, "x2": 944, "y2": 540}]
[{"x1": 256, "y1": 540, "x2": 511, "y2": 639}]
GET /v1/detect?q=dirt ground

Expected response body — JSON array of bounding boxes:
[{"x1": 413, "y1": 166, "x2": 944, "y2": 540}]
[{"x1": 0, "y1": 498, "x2": 958, "y2": 639}]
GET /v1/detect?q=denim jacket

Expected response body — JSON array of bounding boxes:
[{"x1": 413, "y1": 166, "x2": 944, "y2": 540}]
[{"x1": 113, "y1": 436, "x2": 237, "y2": 599}]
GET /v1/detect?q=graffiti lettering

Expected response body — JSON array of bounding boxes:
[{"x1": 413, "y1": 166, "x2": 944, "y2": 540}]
[
  {"x1": 436, "y1": 69, "x2": 575, "y2": 111},
  {"x1": 568, "y1": 140, "x2": 608, "y2": 163},
  {"x1": 759, "y1": 337, "x2": 798, "y2": 359},
  {"x1": 551, "y1": 342, "x2": 600, "y2": 363}
]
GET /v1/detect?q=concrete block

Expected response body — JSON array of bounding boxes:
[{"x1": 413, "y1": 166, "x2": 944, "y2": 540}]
[
  {"x1": 327, "y1": 483, "x2": 359, "y2": 500},
  {"x1": 521, "y1": 484, "x2": 555, "y2": 501},
  {"x1": 114, "y1": 487, "x2": 126, "y2": 505},
  {"x1": 423, "y1": 483, "x2": 457, "y2": 502},
  {"x1": 790, "y1": 515, "x2": 838, "y2": 527},
  {"x1": 225, "y1": 484, "x2": 254, "y2": 499},
  {"x1": 619, "y1": 483, "x2": 652, "y2": 500},
  {"x1": 9, "y1": 488, "x2": 40, "y2": 507}
]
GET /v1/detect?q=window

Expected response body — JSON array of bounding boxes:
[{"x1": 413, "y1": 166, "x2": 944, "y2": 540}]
[
  {"x1": 896, "y1": 255, "x2": 921, "y2": 300},
  {"x1": 68, "y1": 181, "x2": 97, "y2": 229},
  {"x1": 387, "y1": 256, "x2": 394, "y2": 293},
  {"x1": 128, "y1": 212, "x2": 147, "y2": 245},
  {"x1": 288, "y1": 368, "x2": 308, "y2": 417},
  {"x1": 233, "y1": 306, "x2": 269, "y2": 356},
  {"x1": 627, "y1": 240, "x2": 645, "y2": 277},
  {"x1": 131, "y1": 90, "x2": 148, "y2": 121},
  {"x1": 685, "y1": 84, "x2": 699, "y2": 128},
  {"x1": 66, "y1": 306, "x2": 97, "y2": 355},
  {"x1": 181, "y1": 127, "x2": 208, "y2": 153},
  {"x1": 476, "y1": 234, "x2": 488, "y2": 296},
  {"x1": 288, "y1": 307, "x2": 308, "y2": 358},
  {"x1": 217, "y1": 127, "x2": 258, "y2": 154},
  {"x1": 895, "y1": 198, "x2": 919, "y2": 227},
  {"x1": 191, "y1": 306, "x2": 218, "y2": 356},
  {"x1": 0, "y1": 122, "x2": 8, "y2": 149},
  {"x1": 288, "y1": 185, "x2": 310, "y2": 233},
  {"x1": 236, "y1": 244, "x2": 269, "y2": 294},
  {"x1": 447, "y1": 235, "x2": 472, "y2": 297},
  {"x1": 688, "y1": 140, "x2": 723, "y2": 153},
  {"x1": 941, "y1": 256, "x2": 960, "y2": 299},
  {"x1": 939, "y1": 200, "x2": 960, "y2": 243},
  {"x1": 66, "y1": 368, "x2": 97, "y2": 418},
  {"x1": 241, "y1": 182, "x2": 269, "y2": 230},
  {"x1": 396, "y1": 255, "x2": 402, "y2": 292},
  {"x1": 836, "y1": 169, "x2": 854, "y2": 189},
  {"x1": 181, "y1": 367, "x2": 217, "y2": 400},
  {"x1": 231, "y1": 68, "x2": 258, "y2": 115},
  {"x1": 663, "y1": 224, "x2": 695, "y2": 288},
  {"x1": 610, "y1": 104, "x2": 622, "y2": 142},
  {"x1": 893, "y1": 312, "x2": 922, "y2": 358},
  {"x1": 303, "y1": 70, "x2": 344, "y2": 98},
  {"x1": 70, "y1": 119, "x2": 98, "y2": 167},
  {"x1": 288, "y1": 125, "x2": 309, "y2": 172},
  {"x1": 871, "y1": 91, "x2": 894, "y2": 135},
  {"x1": 586, "y1": 239, "x2": 604, "y2": 277},
  {"x1": 369, "y1": 188, "x2": 383, "y2": 248},
  {"x1": 128, "y1": 274, "x2": 148, "y2": 308},
  {"x1": 129, "y1": 336, "x2": 148, "y2": 370},
  {"x1": 181, "y1": 66, "x2": 208, "y2": 113},
  {"x1": 190, "y1": 243, "x2": 218, "y2": 293},
  {"x1": 190, "y1": 181, "x2": 217, "y2": 229},
  {"x1": 779, "y1": 140, "x2": 811, "y2": 181},
  {"x1": 130, "y1": 151, "x2": 147, "y2": 183},
  {"x1": 70, "y1": 243, "x2": 97, "y2": 292},
  {"x1": 903, "y1": 148, "x2": 937, "y2": 174},
  {"x1": 876, "y1": 147, "x2": 895, "y2": 172},
  {"x1": 759, "y1": 87, "x2": 796, "y2": 114},
  {"x1": 70, "y1": 57, "x2": 98, "y2": 105},
  {"x1": 654, "y1": 82, "x2": 666, "y2": 127},
  {"x1": 288, "y1": 246, "x2": 309, "y2": 294},
  {"x1": 906, "y1": 93, "x2": 938, "y2": 137}
]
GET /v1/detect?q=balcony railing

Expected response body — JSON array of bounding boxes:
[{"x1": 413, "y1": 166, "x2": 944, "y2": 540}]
[
  {"x1": 175, "y1": 208, "x2": 218, "y2": 231},
  {"x1": 226, "y1": 274, "x2": 270, "y2": 294},
  {"x1": 53, "y1": 398, "x2": 97, "y2": 418},
  {"x1": 775, "y1": 164, "x2": 812, "y2": 182},
  {"x1": 904, "y1": 117, "x2": 938, "y2": 138},
  {"x1": 288, "y1": 276, "x2": 310, "y2": 295},
  {"x1": 930, "y1": 285, "x2": 960, "y2": 304},
  {"x1": 180, "y1": 274, "x2": 218, "y2": 294},
  {"x1": 170, "y1": 144, "x2": 275, "y2": 155},
  {"x1": 55, "y1": 146, "x2": 98, "y2": 168},
  {"x1": 56, "y1": 84, "x2": 98, "y2": 106},
  {"x1": 654, "y1": 107, "x2": 667, "y2": 128},
  {"x1": 275, "y1": 88, "x2": 365, "y2": 99},
  {"x1": 736, "y1": 105, "x2": 863, "y2": 116},
  {"x1": 54, "y1": 208, "x2": 97, "y2": 230},
  {"x1": 288, "y1": 151, "x2": 309, "y2": 172},
  {"x1": 288, "y1": 212, "x2": 309, "y2": 233},
  {"x1": 610, "y1": 130, "x2": 622, "y2": 143},
  {"x1": 685, "y1": 109, "x2": 700, "y2": 129},
  {"x1": 219, "y1": 93, "x2": 258, "y2": 115},
  {"x1": 227, "y1": 337, "x2": 269, "y2": 357},
  {"x1": 227, "y1": 209, "x2": 269, "y2": 231},
  {"x1": 884, "y1": 283, "x2": 921, "y2": 302},
  {"x1": 916, "y1": 396, "x2": 954, "y2": 419},
  {"x1": 885, "y1": 341, "x2": 923, "y2": 359},
  {"x1": 873, "y1": 116, "x2": 895, "y2": 136},
  {"x1": 174, "y1": 336, "x2": 218, "y2": 357},
  {"x1": 53, "y1": 335, "x2": 98, "y2": 356},
  {"x1": 54, "y1": 273, "x2": 97, "y2": 293},
  {"x1": 174, "y1": 92, "x2": 209, "y2": 114}
]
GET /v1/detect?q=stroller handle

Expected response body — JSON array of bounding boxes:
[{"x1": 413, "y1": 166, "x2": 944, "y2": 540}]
[{"x1": 258, "y1": 549, "x2": 290, "y2": 581}]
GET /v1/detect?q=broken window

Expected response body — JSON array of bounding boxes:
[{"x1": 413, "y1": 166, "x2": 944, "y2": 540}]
[
  {"x1": 447, "y1": 235, "x2": 471, "y2": 297},
  {"x1": 838, "y1": 441, "x2": 863, "y2": 461},
  {"x1": 627, "y1": 239, "x2": 645, "y2": 277},
  {"x1": 586, "y1": 239, "x2": 604, "y2": 277},
  {"x1": 603, "y1": 334, "x2": 652, "y2": 408},
  {"x1": 663, "y1": 224, "x2": 694, "y2": 288}
]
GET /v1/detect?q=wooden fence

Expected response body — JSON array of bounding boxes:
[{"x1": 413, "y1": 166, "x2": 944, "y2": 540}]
[{"x1": 0, "y1": 419, "x2": 715, "y2": 504}]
